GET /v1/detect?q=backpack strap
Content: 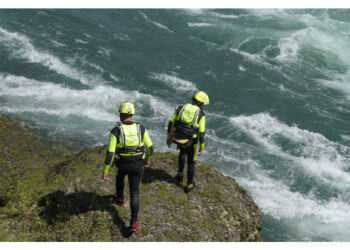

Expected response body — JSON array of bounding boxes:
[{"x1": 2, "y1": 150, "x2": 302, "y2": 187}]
[{"x1": 176, "y1": 104, "x2": 183, "y2": 115}]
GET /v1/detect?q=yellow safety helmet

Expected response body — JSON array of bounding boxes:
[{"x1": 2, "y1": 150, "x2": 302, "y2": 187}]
[
  {"x1": 119, "y1": 101, "x2": 135, "y2": 115},
  {"x1": 193, "y1": 91, "x2": 209, "y2": 105}
]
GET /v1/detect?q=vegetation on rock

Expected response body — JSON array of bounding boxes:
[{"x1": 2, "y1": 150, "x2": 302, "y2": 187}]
[{"x1": 0, "y1": 114, "x2": 262, "y2": 241}]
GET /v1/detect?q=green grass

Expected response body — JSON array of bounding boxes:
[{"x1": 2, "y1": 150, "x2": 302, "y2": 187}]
[{"x1": 162, "y1": 229, "x2": 179, "y2": 241}]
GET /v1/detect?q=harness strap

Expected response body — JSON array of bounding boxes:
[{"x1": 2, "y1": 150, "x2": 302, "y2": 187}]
[
  {"x1": 117, "y1": 147, "x2": 144, "y2": 154},
  {"x1": 178, "y1": 104, "x2": 187, "y2": 121},
  {"x1": 137, "y1": 123, "x2": 141, "y2": 146},
  {"x1": 118, "y1": 124, "x2": 126, "y2": 148},
  {"x1": 191, "y1": 109, "x2": 200, "y2": 126}
]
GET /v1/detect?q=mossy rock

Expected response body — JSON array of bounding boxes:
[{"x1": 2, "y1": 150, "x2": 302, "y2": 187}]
[{"x1": 0, "y1": 114, "x2": 262, "y2": 241}]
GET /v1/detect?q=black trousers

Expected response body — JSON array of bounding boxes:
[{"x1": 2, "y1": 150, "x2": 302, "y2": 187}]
[
  {"x1": 178, "y1": 145, "x2": 196, "y2": 185},
  {"x1": 115, "y1": 159, "x2": 143, "y2": 223}
]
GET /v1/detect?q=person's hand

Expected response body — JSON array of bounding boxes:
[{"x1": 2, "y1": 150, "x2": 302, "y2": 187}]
[
  {"x1": 144, "y1": 160, "x2": 151, "y2": 167},
  {"x1": 166, "y1": 138, "x2": 172, "y2": 148},
  {"x1": 102, "y1": 173, "x2": 109, "y2": 181},
  {"x1": 197, "y1": 149, "x2": 204, "y2": 156}
]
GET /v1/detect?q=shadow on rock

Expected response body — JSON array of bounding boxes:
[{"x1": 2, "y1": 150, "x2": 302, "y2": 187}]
[
  {"x1": 142, "y1": 167, "x2": 176, "y2": 184},
  {"x1": 0, "y1": 196, "x2": 9, "y2": 207},
  {"x1": 38, "y1": 191, "x2": 132, "y2": 238}
]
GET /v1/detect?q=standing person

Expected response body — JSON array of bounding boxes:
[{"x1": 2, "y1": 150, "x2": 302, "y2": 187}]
[
  {"x1": 103, "y1": 101, "x2": 153, "y2": 232},
  {"x1": 166, "y1": 91, "x2": 209, "y2": 193}
]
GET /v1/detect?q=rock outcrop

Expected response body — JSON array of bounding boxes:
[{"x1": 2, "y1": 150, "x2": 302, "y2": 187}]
[{"x1": 0, "y1": 114, "x2": 262, "y2": 241}]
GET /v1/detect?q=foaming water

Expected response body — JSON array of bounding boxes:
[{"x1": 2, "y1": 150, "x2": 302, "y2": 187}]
[
  {"x1": 244, "y1": 9, "x2": 350, "y2": 99},
  {"x1": 188, "y1": 22, "x2": 215, "y2": 27},
  {"x1": 0, "y1": 72, "x2": 173, "y2": 150},
  {"x1": 223, "y1": 113, "x2": 350, "y2": 241},
  {"x1": 150, "y1": 73, "x2": 199, "y2": 92},
  {"x1": 0, "y1": 27, "x2": 94, "y2": 86},
  {"x1": 139, "y1": 12, "x2": 172, "y2": 32}
]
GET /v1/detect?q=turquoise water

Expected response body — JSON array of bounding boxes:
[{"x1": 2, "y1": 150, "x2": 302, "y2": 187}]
[{"x1": 1, "y1": 9, "x2": 350, "y2": 241}]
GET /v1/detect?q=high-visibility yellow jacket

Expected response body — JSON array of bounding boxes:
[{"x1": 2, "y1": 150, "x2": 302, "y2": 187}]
[
  {"x1": 167, "y1": 103, "x2": 206, "y2": 150},
  {"x1": 104, "y1": 121, "x2": 153, "y2": 173}
]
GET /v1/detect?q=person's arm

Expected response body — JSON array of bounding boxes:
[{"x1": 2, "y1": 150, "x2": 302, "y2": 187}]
[
  {"x1": 167, "y1": 105, "x2": 182, "y2": 147},
  {"x1": 142, "y1": 128, "x2": 153, "y2": 166},
  {"x1": 102, "y1": 128, "x2": 118, "y2": 180},
  {"x1": 167, "y1": 108, "x2": 178, "y2": 140},
  {"x1": 197, "y1": 114, "x2": 206, "y2": 156}
]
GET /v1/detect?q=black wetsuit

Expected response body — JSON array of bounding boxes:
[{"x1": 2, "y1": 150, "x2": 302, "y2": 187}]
[
  {"x1": 178, "y1": 143, "x2": 196, "y2": 185},
  {"x1": 115, "y1": 160, "x2": 143, "y2": 223}
]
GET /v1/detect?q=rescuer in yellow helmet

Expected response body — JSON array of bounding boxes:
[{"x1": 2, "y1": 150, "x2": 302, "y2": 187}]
[
  {"x1": 166, "y1": 91, "x2": 209, "y2": 193},
  {"x1": 103, "y1": 101, "x2": 153, "y2": 232}
]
